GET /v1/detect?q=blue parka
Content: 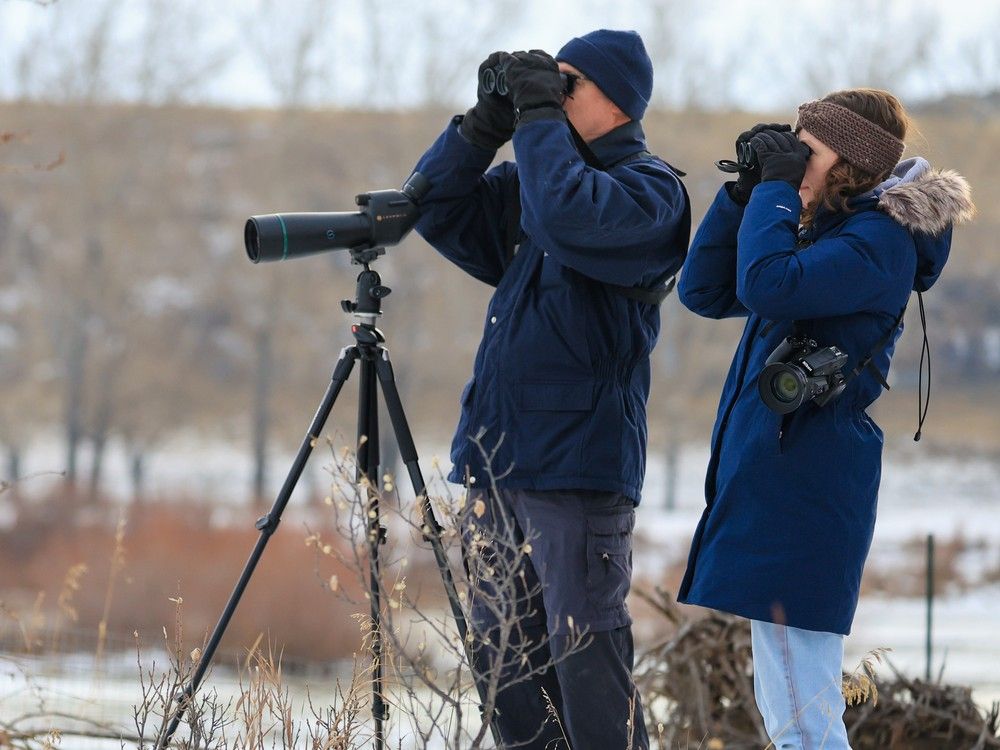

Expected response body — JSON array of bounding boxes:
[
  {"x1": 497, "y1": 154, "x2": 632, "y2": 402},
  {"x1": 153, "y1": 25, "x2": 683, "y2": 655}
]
[
  {"x1": 412, "y1": 116, "x2": 690, "y2": 502},
  {"x1": 676, "y1": 158, "x2": 974, "y2": 634}
]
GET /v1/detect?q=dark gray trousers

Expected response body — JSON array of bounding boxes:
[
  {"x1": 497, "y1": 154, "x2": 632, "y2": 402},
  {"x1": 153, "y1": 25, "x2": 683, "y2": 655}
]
[{"x1": 464, "y1": 488, "x2": 649, "y2": 749}]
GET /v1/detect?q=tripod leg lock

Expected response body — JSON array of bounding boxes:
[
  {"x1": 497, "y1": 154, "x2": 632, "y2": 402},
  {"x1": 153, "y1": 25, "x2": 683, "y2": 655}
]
[
  {"x1": 171, "y1": 684, "x2": 194, "y2": 711},
  {"x1": 255, "y1": 514, "x2": 280, "y2": 535}
]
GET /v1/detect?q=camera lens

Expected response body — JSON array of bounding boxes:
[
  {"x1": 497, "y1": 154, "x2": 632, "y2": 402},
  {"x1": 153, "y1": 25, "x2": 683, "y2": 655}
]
[{"x1": 772, "y1": 371, "x2": 800, "y2": 403}]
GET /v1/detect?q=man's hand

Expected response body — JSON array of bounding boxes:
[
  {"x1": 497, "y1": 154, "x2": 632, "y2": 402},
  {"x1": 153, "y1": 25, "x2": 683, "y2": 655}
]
[
  {"x1": 750, "y1": 130, "x2": 812, "y2": 190},
  {"x1": 504, "y1": 50, "x2": 564, "y2": 115},
  {"x1": 460, "y1": 51, "x2": 516, "y2": 151}
]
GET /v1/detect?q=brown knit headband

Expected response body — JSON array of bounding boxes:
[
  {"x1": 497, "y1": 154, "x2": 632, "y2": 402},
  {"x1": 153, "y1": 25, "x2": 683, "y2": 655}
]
[{"x1": 796, "y1": 100, "x2": 904, "y2": 177}]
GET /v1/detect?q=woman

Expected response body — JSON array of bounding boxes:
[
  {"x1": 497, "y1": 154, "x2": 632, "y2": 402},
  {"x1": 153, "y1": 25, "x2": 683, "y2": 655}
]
[{"x1": 676, "y1": 89, "x2": 974, "y2": 748}]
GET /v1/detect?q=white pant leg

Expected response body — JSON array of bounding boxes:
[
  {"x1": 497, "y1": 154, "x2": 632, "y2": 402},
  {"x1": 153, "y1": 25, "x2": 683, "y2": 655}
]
[{"x1": 750, "y1": 619, "x2": 852, "y2": 750}]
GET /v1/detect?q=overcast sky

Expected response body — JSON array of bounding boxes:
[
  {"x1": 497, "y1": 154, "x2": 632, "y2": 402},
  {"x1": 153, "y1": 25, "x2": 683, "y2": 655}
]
[{"x1": 1, "y1": 0, "x2": 998, "y2": 111}]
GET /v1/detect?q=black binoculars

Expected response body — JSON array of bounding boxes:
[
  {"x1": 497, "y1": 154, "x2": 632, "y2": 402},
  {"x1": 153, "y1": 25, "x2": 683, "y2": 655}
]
[
  {"x1": 481, "y1": 65, "x2": 510, "y2": 97},
  {"x1": 480, "y1": 63, "x2": 574, "y2": 99},
  {"x1": 716, "y1": 140, "x2": 759, "y2": 174}
]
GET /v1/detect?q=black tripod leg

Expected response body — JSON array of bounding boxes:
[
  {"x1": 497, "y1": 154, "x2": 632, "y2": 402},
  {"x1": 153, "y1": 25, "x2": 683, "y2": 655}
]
[
  {"x1": 154, "y1": 346, "x2": 359, "y2": 750},
  {"x1": 373, "y1": 349, "x2": 502, "y2": 747},
  {"x1": 357, "y1": 355, "x2": 388, "y2": 747}
]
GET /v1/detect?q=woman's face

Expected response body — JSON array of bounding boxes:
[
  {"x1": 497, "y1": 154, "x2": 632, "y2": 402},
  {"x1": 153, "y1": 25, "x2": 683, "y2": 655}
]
[{"x1": 796, "y1": 128, "x2": 839, "y2": 207}]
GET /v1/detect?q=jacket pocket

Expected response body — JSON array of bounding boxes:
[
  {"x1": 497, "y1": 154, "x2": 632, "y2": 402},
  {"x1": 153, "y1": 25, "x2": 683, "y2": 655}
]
[{"x1": 585, "y1": 510, "x2": 634, "y2": 612}]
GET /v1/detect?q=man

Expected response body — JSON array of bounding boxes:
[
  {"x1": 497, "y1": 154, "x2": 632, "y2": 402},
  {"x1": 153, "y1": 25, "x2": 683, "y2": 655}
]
[{"x1": 411, "y1": 29, "x2": 690, "y2": 749}]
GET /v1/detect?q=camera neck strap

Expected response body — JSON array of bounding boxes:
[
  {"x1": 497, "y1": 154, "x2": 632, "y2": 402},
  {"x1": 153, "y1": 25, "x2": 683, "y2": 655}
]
[
  {"x1": 842, "y1": 294, "x2": 931, "y2": 441},
  {"x1": 842, "y1": 306, "x2": 907, "y2": 392},
  {"x1": 766, "y1": 293, "x2": 931, "y2": 440},
  {"x1": 503, "y1": 121, "x2": 687, "y2": 306},
  {"x1": 765, "y1": 304, "x2": 906, "y2": 393}
]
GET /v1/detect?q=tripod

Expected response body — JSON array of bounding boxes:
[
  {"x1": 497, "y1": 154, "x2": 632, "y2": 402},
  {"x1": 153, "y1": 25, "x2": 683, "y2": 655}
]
[{"x1": 155, "y1": 248, "x2": 498, "y2": 749}]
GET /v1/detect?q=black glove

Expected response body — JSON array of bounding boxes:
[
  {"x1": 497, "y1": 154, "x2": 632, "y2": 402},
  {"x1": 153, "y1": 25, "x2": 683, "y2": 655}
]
[
  {"x1": 460, "y1": 51, "x2": 516, "y2": 150},
  {"x1": 749, "y1": 129, "x2": 812, "y2": 189},
  {"x1": 727, "y1": 123, "x2": 792, "y2": 205},
  {"x1": 504, "y1": 50, "x2": 564, "y2": 119}
]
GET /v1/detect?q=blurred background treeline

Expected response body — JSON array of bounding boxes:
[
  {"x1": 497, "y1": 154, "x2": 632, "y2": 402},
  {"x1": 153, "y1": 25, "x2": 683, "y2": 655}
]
[{"x1": 1, "y1": 0, "x2": 998, "y2": 662}]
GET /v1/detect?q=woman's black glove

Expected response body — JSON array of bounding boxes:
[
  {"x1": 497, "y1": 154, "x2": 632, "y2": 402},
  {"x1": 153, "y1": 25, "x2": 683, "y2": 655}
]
[
  {"x1": 749, "y1": 129, "x2": 812, "y2": 189},
  {"x1": 728, "y1": 123, "x2": 791, "y2": 205},
  {"x1": 505, "y1": 50, "x2": 565, "y2": 121},
  {"x1": 460, "y1": 51, "x2": 516, "y2": 151}
]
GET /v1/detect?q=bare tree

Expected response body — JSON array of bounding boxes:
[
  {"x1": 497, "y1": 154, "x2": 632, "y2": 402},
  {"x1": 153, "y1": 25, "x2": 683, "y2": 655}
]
[
  {"x1": 11, "y1": 0, "x2": 124, "y2": 102},
  {"x1": 242, "y1": 0, "x2": 336, "y2": 110},
  {"x1": 417, "y1": 1, "x2": 527, "y2": 107},
  {"x1": 129, "y1": 0, "x2": 234, "y2": 105},
  {"x1": 793, "y1": 0, "x2": 939, "y2": 102}
]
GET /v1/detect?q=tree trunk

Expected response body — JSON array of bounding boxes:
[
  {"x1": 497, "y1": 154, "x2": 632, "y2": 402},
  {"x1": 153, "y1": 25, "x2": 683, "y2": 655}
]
[
  {"x1": 4, "y1": 443, "x2": 22, "y2": 507},
  {"x1": 129, "y1": 448, "x2": 146, "y2": 506},
  {"x1": 64, "y1": 326, "x2": 87, "y2": 488},
  {"x1": 663, "y1": 439, "x2": 679, "y2": 511},
  {"x1": 88, "y1": 433, "x2": 107, "y2": 505},
  {"x1": 87, "y1": 378, "x2": 114, "y2": 505}
]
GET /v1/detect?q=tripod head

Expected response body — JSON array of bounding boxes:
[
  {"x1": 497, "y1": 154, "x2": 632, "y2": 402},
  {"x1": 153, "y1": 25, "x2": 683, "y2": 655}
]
[{"x1": 342, "y1": 265, "x2": 390, "y2": 346}]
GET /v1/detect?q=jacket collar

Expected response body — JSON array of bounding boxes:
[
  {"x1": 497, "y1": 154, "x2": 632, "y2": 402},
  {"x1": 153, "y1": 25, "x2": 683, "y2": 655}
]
[
  {"x1": 798, "y1": 157, "x2": 974, "y2": 293},
  {"x1": 586, "y1": 119, "x2": 647, "y2": 168}
]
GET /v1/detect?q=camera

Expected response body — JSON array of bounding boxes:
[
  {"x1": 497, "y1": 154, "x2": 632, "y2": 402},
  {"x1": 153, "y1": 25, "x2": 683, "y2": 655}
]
[
  {"x1": 244, "y1": 172, "x2": 430, "y2": 264},
  {"x1": 758, "y1": 335, "x2": 849, "y2": 414}
]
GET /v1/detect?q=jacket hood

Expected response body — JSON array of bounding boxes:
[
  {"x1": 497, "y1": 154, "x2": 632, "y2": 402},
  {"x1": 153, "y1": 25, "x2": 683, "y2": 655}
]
[
  {"x1": 874, "y1": 157, "x2": 976, "y2": 235},
  {"x1": 859, "y1": 157, "x2": 976, "y2": 292}
]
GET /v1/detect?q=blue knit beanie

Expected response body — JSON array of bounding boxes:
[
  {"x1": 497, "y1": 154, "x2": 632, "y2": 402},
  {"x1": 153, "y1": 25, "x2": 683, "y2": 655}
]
[{"x1": 556, "y1": 29, "x2": 653, "y2": 121}]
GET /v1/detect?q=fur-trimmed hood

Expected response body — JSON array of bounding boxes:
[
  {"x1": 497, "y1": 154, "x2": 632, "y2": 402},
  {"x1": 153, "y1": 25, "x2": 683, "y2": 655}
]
[
  {"x1": 860, "y1": 157, "x2": 976, "y2": 292},
  {"x1": 874, "y1": 157, "x2": 976, "y2": 235}
]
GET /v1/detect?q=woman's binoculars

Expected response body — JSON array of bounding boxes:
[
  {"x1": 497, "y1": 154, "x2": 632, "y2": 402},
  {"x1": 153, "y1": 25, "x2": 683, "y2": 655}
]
[{"x1": 716, "y1": 140, "x2": 759, "y2": 174}]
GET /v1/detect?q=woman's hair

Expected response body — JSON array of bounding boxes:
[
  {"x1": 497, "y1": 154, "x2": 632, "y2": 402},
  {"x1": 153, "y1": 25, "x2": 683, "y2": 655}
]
[{"x1": 800, "y1": 88, "x2": 910, "y2": 229}]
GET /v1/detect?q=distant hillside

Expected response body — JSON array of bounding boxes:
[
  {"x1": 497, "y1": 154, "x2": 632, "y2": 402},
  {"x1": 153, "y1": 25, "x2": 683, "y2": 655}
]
[{"x1": 0, "y1": 101, "x2": 997, "y2": 472}]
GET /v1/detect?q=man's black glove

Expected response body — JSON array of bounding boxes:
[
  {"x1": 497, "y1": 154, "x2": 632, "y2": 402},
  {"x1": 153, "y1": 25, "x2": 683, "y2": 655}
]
[
  {"x1": 727, "y1": 123, "x2": 792, "y2": 205},
  {"x1": 460, "y1": 51, "x2": 516, "y2": 150},
  {"x1": 504, "y1": 50, "x2": 565, "y2": 122},
  {"x1": 749, "y1": 129, "x2": 812, "y2": 189}
]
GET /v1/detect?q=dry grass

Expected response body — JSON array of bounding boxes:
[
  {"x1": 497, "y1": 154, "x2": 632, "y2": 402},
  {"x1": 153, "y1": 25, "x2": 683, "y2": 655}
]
[{"x1": 0, "y1": 499, "x2": 363, "y2": 661}]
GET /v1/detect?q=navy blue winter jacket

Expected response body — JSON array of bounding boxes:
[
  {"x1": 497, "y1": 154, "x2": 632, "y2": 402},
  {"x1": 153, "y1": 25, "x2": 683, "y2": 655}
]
[
  {"x1": 677, "y1": 158, "x2": 974, "y2": 634},
  {"x1": 413, "y1": 116, "x2": 690, "y2": 501}
]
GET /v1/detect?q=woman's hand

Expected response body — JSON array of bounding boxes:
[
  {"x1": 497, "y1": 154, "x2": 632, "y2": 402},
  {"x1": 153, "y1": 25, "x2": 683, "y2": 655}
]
[
  {"x1": 729, "y1": 123, "x2": 791, "y2": 204},
  {"x1": 750, "y1": 130, "x2": 813, "y2": 190}
]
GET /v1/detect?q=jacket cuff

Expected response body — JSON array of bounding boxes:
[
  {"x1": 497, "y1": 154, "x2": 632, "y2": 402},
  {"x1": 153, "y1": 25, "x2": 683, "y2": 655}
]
[
  {"x1": 725, "y1": 180, "x2": 750, "y2": 207},
  {"x1": 515, "y1": 107, "x2": 566, "y2": 127}
]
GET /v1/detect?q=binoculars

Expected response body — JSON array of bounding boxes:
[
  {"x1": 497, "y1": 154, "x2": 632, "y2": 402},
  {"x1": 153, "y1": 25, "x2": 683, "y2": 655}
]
[
  {"x1": 480, "y1": 63, "x2": 572, "y2": 99},
  {"x1": 716, "y1": 140, "x2": 759, "y2": 174}
]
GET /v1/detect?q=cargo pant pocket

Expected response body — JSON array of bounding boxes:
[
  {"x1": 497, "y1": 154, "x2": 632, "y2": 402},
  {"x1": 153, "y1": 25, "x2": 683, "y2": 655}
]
[{"x1": 585, "y1": 509, "x2": 634, "y2": 613}]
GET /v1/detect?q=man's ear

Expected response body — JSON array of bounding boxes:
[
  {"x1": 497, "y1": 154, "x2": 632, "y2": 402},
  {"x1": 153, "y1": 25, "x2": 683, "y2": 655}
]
[{"x1": 609, "y1": 102, "x2": 631, "y2": 127}]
